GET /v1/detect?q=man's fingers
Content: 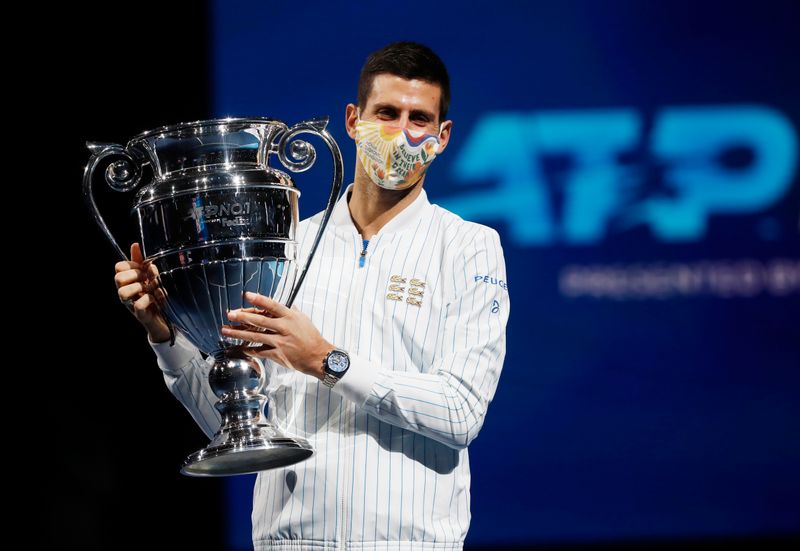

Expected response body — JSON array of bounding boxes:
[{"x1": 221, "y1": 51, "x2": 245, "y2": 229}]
[
  {"x1": 225, "y1": 309, "x2": 286, "y2": 333},
  {"x1": 243, "y1": 345, "x2": 278, "y2": 360},
  {"x1": 242, "y1": 292, "x2": 291, "y2": 317},
  {"x1": 221, "y1": 316, "x2": 268, "y2": 333},
  {"x1": 222, "y1": 323, "x2": 278, "y2": 336},
  {"x1": 153, "y1": 286, "x2": 167, "y2": 302},
  {"x1": 240, "y1": 306, "x2": 271, "y2": 315},
  {"x1": 119, "y1": 282, "x2": 146, "y2": 302},
  {"x1": 146, "y1": 262, "x2": 159, "y2": 277},
  {"x1": 115, "y1": 260, "x2": 141, "y2": 273},
  {"x1": 131, "y1": 242, "x2": 144, "y2": 264},
  {"x1": 114, "y1": 268, "x2": 145, "y2": 287},
  {"x1": 220, "y1": 326, "x2": 278, "y2": 347},
  {"x1": 128, "y1": 292, "x2": 158, "y2": 317}
]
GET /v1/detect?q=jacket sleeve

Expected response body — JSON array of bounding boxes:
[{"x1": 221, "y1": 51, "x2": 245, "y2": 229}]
[
  {"x1": 149, "y1": 331, "x2": 223, "y2": 440},
  {"x1": 329, "y1": 226, "x2": 510, "y2": 450}
]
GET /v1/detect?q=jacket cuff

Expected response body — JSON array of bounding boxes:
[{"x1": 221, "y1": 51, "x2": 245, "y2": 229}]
[
  {"x1": 328, "y1": 352, "x2": 378, "y2": 408},
  {"x1": 149, "y1": 330, "x2": 199, "y2": 374}
]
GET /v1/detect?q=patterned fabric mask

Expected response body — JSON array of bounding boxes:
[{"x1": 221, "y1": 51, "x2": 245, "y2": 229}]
[{"x1": 354, "y1": 115, "x2": 443, "y2": 190}]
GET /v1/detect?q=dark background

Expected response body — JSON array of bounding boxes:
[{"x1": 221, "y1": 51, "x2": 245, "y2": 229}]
[
  {"x1": 34, "y1": 0, "x2": 798, "y2": 549},
  {"x1": 34, "y1": 1, "x2": 223, "y2": 548}
]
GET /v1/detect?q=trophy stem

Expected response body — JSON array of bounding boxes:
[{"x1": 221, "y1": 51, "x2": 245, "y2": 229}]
[{"x1": 180, "y1": 348, "x2": 313, "y2": 477}]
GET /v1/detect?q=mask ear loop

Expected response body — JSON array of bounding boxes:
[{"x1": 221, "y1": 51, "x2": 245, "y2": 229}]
[{"x1": 434, "y1": 121, "x2": 445, "y2": 154}]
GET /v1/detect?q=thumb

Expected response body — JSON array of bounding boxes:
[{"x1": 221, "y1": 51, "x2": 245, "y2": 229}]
[{"x1": 130, "y1": 242, "x2": 144, "y2": 264}]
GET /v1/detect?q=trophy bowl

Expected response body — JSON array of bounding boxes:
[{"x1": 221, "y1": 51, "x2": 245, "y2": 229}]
[{"x1": 83, "y1": 116, "x2": 343, "y2": 476}]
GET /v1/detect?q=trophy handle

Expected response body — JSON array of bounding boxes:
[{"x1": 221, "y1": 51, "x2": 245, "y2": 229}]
[
  {"x1": 272, "y1": 117, "x2": 344, "y2": 307},
  {"x1": 82, "y1": 142, "x2": 145, "y2": 261},
  {"x1": 82, "y1": 141, "x2": 176, "y2": 345}
]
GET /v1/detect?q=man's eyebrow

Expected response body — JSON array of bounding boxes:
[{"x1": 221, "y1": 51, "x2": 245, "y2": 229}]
[
  {"x1": 410, "y1": 108, "x2": 437, "y2": 120},
  {"x1": 369, "y1": 102, "x2": 396, "y2": 112},
  {"x1": 371, "y1": 103, "x2": 437, "y2": 120}
]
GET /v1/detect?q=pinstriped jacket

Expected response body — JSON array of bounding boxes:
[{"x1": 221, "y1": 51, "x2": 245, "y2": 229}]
[{"x1": 150, "y1": 182, "x2": 509, "y2": 551}]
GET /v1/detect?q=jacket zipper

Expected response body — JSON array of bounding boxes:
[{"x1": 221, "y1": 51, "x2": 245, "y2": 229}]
[
  {"x1": 341, "y1": 236, "x2": 369, "y2": 541},
  {"x1": 359, "y1": 238, "x2": 369, "y2": 268}
]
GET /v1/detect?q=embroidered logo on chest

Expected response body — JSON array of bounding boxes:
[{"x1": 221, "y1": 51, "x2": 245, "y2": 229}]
[{"x1": 386, "y1": 275, "x2": 426, "y2": 307}]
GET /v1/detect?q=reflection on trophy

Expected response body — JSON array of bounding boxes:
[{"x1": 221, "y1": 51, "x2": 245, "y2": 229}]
[{"x1": 83, "y1": 117, "x2": 343, "y2": 476}]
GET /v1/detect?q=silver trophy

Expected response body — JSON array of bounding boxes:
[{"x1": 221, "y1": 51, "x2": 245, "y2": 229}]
[{"x1": 83, "y1": 116, "x2": 343, "y2": 476}]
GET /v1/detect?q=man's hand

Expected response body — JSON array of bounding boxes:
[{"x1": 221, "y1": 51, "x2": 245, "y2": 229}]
[
  {"x1": 221, "y1": 291, "x2": 333, "y2": 381},
  {"x1": 114, "y1": 242, "x2": 171, "y2": 343}
]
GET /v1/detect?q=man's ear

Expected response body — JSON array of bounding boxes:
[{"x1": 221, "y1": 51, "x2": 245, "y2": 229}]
[
  {"x1": 345, "y1": 103, "x2": 359, "y2": 140},
  {"x1": 436, "y1": 120, "x2": 453, "y2": 154}
]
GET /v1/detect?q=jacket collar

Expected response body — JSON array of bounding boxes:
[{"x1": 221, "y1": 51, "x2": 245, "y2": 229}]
[{"x1": 327, "y1": 182, "x2": 431, "y2": 237}]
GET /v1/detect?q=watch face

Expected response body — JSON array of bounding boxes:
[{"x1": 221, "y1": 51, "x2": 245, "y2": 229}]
[{"x1": 327, "y1": 350, "x2": 350, "y2": 373}]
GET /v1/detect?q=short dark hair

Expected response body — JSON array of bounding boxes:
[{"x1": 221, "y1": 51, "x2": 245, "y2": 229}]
[{"x1": 357, "y1": 41, "x2": 451, "y2": 123}]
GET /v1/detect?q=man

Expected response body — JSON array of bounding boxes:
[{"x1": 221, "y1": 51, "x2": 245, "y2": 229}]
[{"x1": 114, "y1": 41, "x2": 509, "y2": 551}]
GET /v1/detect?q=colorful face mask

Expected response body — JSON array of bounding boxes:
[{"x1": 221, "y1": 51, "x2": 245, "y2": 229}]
[{"x1": 354, "y1": 115, "x2": 443, "y2": 190}]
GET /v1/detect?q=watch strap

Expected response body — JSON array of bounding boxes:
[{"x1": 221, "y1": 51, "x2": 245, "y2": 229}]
[{"x1": 322, "y1": 371, "x2": 340, "y2": 388}]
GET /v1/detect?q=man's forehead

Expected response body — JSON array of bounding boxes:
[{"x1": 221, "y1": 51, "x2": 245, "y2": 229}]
[{"x1": 365, "y1": 74, "x2": 441, "y2": 114}]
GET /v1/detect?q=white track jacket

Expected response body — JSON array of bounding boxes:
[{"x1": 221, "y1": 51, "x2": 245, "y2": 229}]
[{"x1": 149, "y1": 182, "x2": 510, "y2": 551}]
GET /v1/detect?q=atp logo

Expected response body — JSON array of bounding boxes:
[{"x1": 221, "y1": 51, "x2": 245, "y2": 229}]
[{"x1": 439, "y1": 105, "x2": 798, "y2": 246}]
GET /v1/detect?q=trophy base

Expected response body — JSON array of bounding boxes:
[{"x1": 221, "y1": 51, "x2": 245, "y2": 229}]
[{"x1": 181, "y1": 422, "x2": 314, "y2": 477}]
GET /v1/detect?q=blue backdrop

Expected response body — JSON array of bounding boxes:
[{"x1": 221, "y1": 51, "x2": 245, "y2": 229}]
[{"x1": 211, "y1": 1, "x2": 799, "y2": 548}]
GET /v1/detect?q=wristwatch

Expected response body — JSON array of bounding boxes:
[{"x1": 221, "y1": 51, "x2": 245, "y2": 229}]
[{"x1": 322, "y1": 348, "x2": 350, "y2": 388}]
